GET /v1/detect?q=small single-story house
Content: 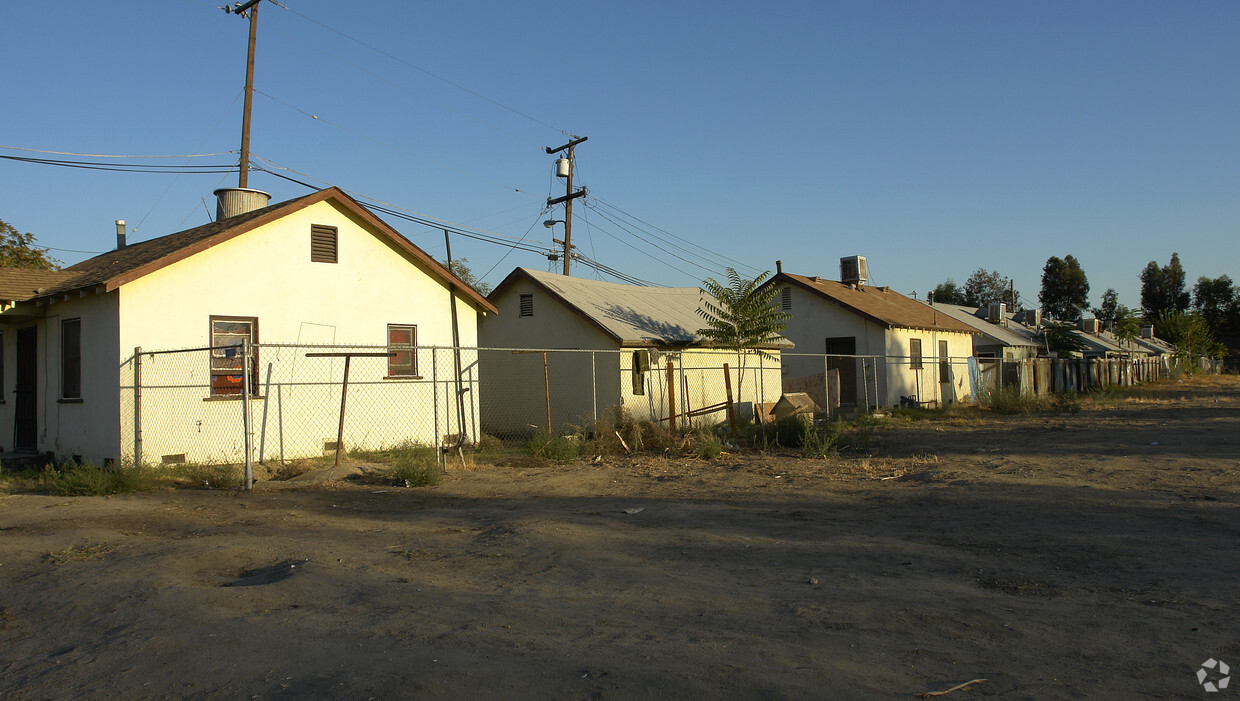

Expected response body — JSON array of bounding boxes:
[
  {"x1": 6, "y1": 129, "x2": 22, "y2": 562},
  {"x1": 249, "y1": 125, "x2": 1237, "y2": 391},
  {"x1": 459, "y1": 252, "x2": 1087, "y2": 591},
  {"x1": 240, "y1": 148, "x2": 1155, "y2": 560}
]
[
  {"x1": 0, "y1": 186, "x2": 496, "y2": 466},
  {"x1": 478, "y1": 267, "x2": 791, "y2": 436},
  {"x1": 763, "y1": 259, "x2": 977, "y2": 409}
]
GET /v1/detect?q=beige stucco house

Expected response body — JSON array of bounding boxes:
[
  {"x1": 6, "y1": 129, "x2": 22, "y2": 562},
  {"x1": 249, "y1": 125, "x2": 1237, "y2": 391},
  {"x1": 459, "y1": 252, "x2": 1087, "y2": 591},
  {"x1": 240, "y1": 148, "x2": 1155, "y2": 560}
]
[
  {"x1": 0, "y1": 187, "x2": 496, "y2": 466},
  {"x1": 478, "y1": 267, "x2": 790, "y2": 436},
  {"x1": 765, "y1": 260, "x2": 977, "y2": 410}
]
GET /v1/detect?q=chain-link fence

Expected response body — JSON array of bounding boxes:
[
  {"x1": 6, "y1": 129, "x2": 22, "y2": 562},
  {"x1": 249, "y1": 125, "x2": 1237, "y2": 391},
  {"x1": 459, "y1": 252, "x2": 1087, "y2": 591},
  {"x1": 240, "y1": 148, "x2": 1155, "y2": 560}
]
[{"x1": 119, "y1": 343, "x2": 1210, "y2": 479}]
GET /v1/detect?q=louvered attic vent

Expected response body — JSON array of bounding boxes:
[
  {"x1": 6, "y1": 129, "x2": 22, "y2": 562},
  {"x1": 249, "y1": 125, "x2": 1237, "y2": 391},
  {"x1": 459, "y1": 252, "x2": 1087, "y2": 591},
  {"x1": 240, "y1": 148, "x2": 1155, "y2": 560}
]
[{"x1": 311, "y1": 225, "x2": 338, "y2": 263}]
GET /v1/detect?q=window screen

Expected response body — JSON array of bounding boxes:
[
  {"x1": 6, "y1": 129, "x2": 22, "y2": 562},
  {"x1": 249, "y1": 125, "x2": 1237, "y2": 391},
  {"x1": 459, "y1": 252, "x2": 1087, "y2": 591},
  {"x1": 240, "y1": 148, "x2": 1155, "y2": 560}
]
[{"x1": 388, "y1": 324, "x2": 417, "y2": 377}]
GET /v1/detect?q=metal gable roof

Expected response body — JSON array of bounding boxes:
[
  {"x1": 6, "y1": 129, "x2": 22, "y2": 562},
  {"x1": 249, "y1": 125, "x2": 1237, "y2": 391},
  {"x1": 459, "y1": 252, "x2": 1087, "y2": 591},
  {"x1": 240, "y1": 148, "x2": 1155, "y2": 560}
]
[
  {"x1": 933, "y1": 304, "x2": 1041, "y2": 347},
  {"x1": 491, "y1": 267, "x2": 792, "y2": 348}
]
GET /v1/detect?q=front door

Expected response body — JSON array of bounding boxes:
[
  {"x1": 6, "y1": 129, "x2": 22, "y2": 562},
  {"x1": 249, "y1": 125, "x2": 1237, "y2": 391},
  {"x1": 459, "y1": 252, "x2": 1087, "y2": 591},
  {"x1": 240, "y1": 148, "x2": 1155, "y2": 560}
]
[
  {"x1": 825, "y1": 337, "x2": 857, "y2": 406},
  {"x1": 938, "y1": 339, "x2": 954, "y2": 405},
  {"x1": 14, "y1": 326, "x2": 37, "y2": 451}
]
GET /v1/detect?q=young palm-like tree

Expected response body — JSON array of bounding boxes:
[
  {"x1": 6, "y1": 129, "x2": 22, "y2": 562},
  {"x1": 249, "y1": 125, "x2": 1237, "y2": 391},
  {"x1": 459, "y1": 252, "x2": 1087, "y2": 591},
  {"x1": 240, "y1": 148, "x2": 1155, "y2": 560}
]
[{"x1": 696, "y1": 268, "x2": 791, "y2": 398}]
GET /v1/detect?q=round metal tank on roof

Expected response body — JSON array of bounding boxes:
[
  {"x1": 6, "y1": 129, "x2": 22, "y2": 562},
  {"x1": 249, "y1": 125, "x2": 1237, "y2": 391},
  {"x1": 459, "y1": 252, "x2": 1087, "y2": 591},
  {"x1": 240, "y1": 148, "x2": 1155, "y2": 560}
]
[{"x1": 213, "y1": 187, "x2": 272, "y2": 220}]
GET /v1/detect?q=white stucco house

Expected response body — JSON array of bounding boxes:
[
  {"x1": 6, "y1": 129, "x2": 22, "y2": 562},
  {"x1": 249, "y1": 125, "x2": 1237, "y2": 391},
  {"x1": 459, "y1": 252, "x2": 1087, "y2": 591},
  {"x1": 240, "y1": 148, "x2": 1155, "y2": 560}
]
[
  {"x1": 0, "y1": 187, "x2": 496, "y2": 466},
  {"x1": 478, "y1": 267, "x2": 791, "y2": 436},
  {"x1": 764, "y1": 259, "x2": 977, "y2": 409}
]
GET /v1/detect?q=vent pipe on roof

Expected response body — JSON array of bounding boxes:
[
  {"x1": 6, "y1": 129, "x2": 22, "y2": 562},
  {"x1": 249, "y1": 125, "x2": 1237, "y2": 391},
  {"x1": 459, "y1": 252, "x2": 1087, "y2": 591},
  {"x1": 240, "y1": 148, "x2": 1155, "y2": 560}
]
[
  {"x1": 776, "y1": 260, "x2": 782, "y2": 274},
  {"x1": 213, "y1": 187, "x2": 271, "y2": 220},
  {"x1": 115, "y1": 220, "x2": 126, "y2": 250}
]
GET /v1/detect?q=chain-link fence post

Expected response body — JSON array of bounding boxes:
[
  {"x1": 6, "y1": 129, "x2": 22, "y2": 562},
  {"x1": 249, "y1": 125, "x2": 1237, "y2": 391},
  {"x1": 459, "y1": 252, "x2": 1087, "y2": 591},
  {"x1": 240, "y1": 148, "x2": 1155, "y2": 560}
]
[
  {"x1": 242, "y1": 339, "x2": 253, "y2": 490},
  {"x1": 133, "y1": 347, "x2": 142, "y2": 468}
]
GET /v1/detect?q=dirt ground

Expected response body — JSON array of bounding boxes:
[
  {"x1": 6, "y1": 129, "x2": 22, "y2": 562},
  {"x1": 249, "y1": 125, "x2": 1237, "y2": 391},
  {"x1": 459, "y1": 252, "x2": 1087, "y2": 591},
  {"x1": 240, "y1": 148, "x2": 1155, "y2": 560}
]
[{"x1": 1, "y1": 376, "x2": 1238, "y2": 700}]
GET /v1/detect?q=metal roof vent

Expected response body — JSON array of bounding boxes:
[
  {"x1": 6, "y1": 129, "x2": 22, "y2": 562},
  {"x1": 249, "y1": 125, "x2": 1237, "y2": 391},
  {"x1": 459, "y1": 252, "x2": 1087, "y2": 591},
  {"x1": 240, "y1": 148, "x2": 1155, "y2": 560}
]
[
  {"x1": 840, "y1": 255, "x2": 867, "y2": 286},
  {"x1": 214, "y1": 187, "x2": 271, "y2": 221}
]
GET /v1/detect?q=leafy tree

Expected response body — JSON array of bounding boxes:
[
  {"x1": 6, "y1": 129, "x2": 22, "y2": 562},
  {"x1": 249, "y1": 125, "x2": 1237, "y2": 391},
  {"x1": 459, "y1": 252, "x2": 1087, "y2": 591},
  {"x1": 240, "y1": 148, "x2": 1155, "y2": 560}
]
[
  {"x1": 1139, "y1": 253, "x2": 1190, "y2": 319},
  {"x1": 962, "y1": 268, "x2": 1017, "y2": 308},
  {"x1": 1154, "y1": 310, "x2": 1226, "y2": 366},
  {"x1": 929, "y1": 278, "x2": 967, "y2": 305},
  {"x1": 1039, "y1": 255, "x2": 1090, "y2": 322},
  {"x1": 441, "y1": 257, "x2": 492, "y2": 296},
  {"x1": 1039, "y1": 321, "x2": 1089, "y2": 357},
  {"x1": 1192, "y1": 275, "x2": 1237, "y2": 332},
  {"x1": 0, "y1": 218, "x2": 59, "y2": 270},
  {"x1": 1093, "y1": 288, "x2": 1119, "y2": 322},
  {"x1": 1112, "y1": 304, "x2": 1141, "y2": 350},
  {"x1": 697, "y1": 268, "x2": 791, "y2": 398}
]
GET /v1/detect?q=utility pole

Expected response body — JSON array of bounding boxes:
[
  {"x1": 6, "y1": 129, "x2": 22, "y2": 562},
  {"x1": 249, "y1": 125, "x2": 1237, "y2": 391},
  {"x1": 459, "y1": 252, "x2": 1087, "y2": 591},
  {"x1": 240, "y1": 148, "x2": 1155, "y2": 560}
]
[
  {"x1": 225, "y1": 0, "x2": 264, "y2": 188},
  {"x1": 545, "y1": 136, "x2": 587, "y2": 275}
]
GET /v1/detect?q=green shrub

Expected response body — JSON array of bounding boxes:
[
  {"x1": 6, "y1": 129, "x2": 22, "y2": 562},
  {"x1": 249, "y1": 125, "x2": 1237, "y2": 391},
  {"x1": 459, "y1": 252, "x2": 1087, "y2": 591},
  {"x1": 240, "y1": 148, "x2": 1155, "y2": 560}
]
[
  {"x1": 40, "y1": 463, "x2": 161, "y2": 496},
  {"x1": 749, "y1": 415, "x2": 839, "y2": 456},
  {"x1": 690, "y1": 430, "x2": 725, "y2": 460},
  {"x1": 174, "y1": 463, "x2": 244, "y2": 490},
  {"x1": 590, "y1": 406, "x2": 678, "y2": 456},
  {"x1": 981, "y1": 385, "x2": 1040, "y2": 414},
  {"x1": 525, "y1": 433, "x2": 580, "y2": 464},
  {"x1": 388, "y1": 442, "x2": 442, "y2": 487},
  {"x1": 1048, "y1": 391, "x2": 1082, "y2": 415}
]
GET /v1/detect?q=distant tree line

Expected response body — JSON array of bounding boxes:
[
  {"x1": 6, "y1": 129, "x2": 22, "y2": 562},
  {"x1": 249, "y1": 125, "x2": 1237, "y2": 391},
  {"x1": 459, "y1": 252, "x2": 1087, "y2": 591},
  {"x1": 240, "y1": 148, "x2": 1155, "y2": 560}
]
[{"x1": 929, "y1": 250, "x2": 1234, "y2": 361}]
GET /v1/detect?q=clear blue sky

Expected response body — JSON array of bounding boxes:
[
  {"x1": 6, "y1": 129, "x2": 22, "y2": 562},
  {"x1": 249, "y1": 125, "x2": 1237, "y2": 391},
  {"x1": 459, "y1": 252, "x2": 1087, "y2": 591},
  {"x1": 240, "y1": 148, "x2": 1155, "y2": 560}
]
[{"x1": 2, "y1": 0, "x2": 1236, "y2": 310}]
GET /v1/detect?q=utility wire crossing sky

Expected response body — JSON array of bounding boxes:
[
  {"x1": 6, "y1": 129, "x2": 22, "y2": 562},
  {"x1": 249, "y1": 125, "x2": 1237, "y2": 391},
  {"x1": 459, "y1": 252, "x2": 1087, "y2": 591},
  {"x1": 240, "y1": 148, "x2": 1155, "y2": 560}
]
[{"x1": 1, "y1": 1, "x2": 1236, "y2": 309}]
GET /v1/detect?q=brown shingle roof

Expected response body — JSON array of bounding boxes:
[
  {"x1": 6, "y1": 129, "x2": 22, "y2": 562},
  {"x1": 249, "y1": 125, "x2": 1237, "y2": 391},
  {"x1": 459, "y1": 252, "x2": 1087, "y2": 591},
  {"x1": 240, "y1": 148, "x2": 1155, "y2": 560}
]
[
  {"x1": 0, "y1": 187, "x2": 496, "y2": 314},
  {"x1": 0, "y1": 269, "x2": 80, "y2": 302},
  {"x1": 771, "y1": 272, "x2": 977, "y2": 334}
]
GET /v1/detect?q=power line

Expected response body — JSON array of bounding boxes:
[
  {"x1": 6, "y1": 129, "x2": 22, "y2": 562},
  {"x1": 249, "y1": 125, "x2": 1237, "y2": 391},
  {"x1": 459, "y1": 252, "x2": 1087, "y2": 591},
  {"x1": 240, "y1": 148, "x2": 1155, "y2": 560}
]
[
  {"x1": 587, "y1": 196, "x2": 763, "y2": 276},
  {"x1": 0, "y1": 145, "x2": 234, "y2": 159},
  {"x1": 0, "y1": 153, "x2": 237, "y2": 174},
  {"x1": 252, "y1": 89, "x2": 533, "y2": 195},
  {"x1": 580, "y1": 204, "x2": 718, "y2": 279}
]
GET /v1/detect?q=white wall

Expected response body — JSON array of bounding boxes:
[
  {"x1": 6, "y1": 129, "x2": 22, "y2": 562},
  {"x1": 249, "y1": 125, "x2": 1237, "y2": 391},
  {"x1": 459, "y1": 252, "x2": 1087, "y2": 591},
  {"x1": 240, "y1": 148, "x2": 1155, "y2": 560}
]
[
  {"x1": 112, "y1": 199, "x2": 486, "y2": 464},
  {"x1": 478, "y1": 277, "x2": 620, "y2": 436},
  {"x1": 0, "y1": 292, "x2": 121, "y2": 463},
  {"x1": 777, "y1": 284, "x2": 975, "y2": 409}
]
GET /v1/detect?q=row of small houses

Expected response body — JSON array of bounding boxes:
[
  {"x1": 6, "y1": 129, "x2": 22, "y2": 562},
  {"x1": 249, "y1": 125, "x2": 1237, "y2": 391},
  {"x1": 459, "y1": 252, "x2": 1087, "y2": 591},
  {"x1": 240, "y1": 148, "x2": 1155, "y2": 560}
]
[{"x1": 0, "y1": 187, "x2": 1190, "y2": 467}]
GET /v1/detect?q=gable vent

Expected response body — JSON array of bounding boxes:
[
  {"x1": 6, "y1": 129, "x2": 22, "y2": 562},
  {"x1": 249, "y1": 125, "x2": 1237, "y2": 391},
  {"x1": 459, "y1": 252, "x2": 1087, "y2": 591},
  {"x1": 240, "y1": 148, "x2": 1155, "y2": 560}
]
[
  {"x1": 781, "y1": 287, "x2": 792, "y2": 311},
  {"x1": 519, "y1": 294, "x2": 534, "y2": 317},
  {"x1": 311, "y1": 225, "x2": 338, "y2": 264}
]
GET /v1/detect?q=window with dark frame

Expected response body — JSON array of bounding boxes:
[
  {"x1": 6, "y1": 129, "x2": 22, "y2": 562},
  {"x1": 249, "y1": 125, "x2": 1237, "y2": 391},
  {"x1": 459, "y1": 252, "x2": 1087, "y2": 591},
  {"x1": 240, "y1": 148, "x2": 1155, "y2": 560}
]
[
  {"x1": 910, "y1": 338, "x2": 923, "y2": 370},
  {"x1": 210, "y1": 316, "x2": 258, "y2": 396},
  {"x1": 519, "y1": 294, "x2": 533, "y2": 317},
  {"x1": 388, "y1": 324, "x2": 417, "y2": 377},
  {"x1": 631, "y1": 350, "x2": 649, "y2": 395},
  {"x1": 61, "y1": 318, "x2": 81, "y2": 399},
  {"x1": 0, "y1": 330, "x2": 5, "y2": 402},
  {"x1": 939, "y1": 340, "x2": 950, "y2": 382},
  {"x1": 310, "y1": 224, "x2": 338, "y2": 264}
]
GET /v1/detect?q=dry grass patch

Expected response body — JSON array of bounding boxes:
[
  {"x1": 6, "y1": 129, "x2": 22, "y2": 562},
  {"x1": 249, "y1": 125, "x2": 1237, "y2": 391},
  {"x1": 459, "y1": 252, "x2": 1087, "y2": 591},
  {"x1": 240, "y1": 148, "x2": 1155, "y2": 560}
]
[{"x1": 44, "y1": 542, "x2": 117, "y2": 565}]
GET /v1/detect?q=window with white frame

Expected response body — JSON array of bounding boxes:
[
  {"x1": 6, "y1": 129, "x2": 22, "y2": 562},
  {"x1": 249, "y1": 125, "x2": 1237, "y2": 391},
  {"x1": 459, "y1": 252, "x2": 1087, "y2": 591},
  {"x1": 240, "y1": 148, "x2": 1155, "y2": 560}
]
[{"x1": 210, "y1": 316, "x2": 258, "y2": 396}]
